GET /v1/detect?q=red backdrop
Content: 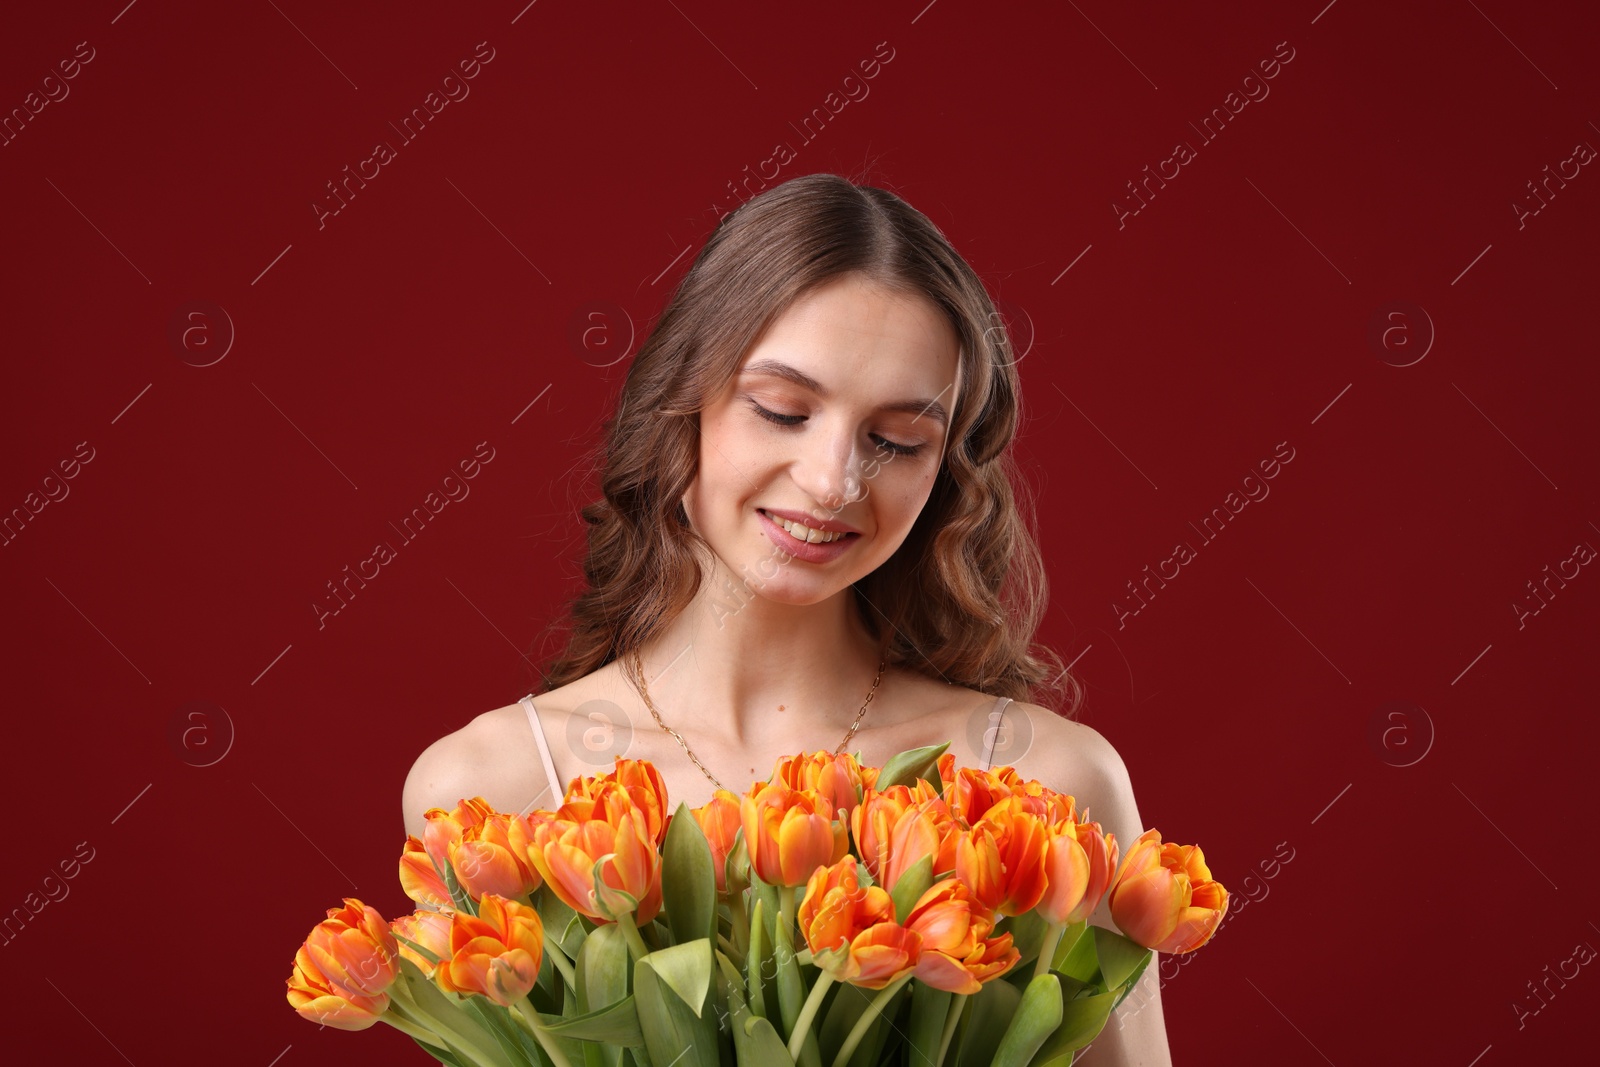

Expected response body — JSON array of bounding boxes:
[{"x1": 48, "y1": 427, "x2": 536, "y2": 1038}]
[{"x1": 3, "y1": 1, "x2": 1596, "y2": 1063}]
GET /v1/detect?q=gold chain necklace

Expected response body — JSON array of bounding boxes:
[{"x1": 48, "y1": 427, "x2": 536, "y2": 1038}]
[{"x1": 628, "y1": 646, "x2": 887, "y2": 790}]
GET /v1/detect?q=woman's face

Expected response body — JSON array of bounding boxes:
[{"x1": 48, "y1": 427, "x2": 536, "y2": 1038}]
[{"x1": 682, "y1": 272, "x2": 962, "y2": 610}]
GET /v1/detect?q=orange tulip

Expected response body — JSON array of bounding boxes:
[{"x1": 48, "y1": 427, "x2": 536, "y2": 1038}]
[
  {"x1": 286, "y1": 943, "x2": 391, "y2": 1030},
  {"x1": 797, "y1": 856, "x2": 920, "y2": 989},
  {"x1": 955, "y1": 802, "x2": 1052, "y2": 916},
  {"x1": 1037, "y1": 815, "x2": 1119, "y2": 926},
  {"x1": 391, "y1": 908, "x2": 454, "y2": 977},
  {"x1": 690, "y1": 788, "x2": 743, "y2": 893},
  {"x1": 420, "y1": 797, "x2": 497, "y2": 882},
  {"x1": 860, "y1": 763, "x2": 881, "y2": 792},
  {"x1": 451, "y1": 812, "x2": 543, "y2": 902},
  {"x1": 1108, "y1": 829, "x2": 1230, "y2": 954},
  {"x1": 947, "y1": 764, "x2": 1075, "y2": 828},
  {"x1": 399, "y1": 834, "x2": 452, "y2": 911},
  {"x1": 286, "y1": 898, "x2": 401, "y2": 1030},
  {"x1": 565, "y1": 758, "x2": 671, "y2": 845},
  {"x1": 772, "y1": 750, "x2": 866, "y2": 822},
  {"x1": 851, "y1": 785, "x2": 956, "y2": 889},
  {"x1": 526, "y1": 799, "x2": 663, "y2": 923},
  {"x1": 905, "y1": 879, "x2": 1018, "y2": 994},
  {"x1": 435, "y1": 893, "x2": 547, "y2": 1007},
  {"x1": 740, "y1": 782, "x2": 849, "y2": 887}
]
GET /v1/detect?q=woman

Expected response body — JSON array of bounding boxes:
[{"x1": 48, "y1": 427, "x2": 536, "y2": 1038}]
[{"x1": 402, "y1": 172, "x2": 1171, "y2": 1064}]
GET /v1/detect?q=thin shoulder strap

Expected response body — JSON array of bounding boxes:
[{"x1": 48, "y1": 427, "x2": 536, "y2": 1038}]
[
  {"x1": 980, "y1": 695, "x2": 1012, "y2": 771},
  {"x1": 518, "y1": 695, "x2": 563, "y2": 804}
]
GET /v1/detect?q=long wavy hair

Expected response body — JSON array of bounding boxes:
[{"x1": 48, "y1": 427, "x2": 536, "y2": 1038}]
[{"x1": 533, "y1": 172, "x2": 1080, "y2": 715}]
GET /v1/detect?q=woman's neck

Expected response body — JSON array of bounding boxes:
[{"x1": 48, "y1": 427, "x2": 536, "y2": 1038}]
[{"x1": 630, "y1": 573, "x2": 887, "y2": 751}]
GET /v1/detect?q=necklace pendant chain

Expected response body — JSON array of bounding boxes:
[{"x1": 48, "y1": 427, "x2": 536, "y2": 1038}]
[{"x1": 629, "y1": 647, "x2": 886, "y2": 791}]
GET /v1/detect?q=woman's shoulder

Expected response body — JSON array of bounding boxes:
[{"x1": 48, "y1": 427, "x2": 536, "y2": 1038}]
[{"x1": 399, "y1": 683, "x2": 589, "y2": 839}]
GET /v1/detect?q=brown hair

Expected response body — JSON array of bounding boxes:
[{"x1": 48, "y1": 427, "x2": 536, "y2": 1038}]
[{"x1": 533, "y1": 172, "x2": 1080, "y2": 716}]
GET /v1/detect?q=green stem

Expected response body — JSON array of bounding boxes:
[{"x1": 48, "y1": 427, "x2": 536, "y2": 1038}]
[
  {"x1": 718, "y1": 931, "x2": 743, "y2": 966},
  {"x1": 511, "y1": 996, "x2": 577, "y2": 1067},
  {"x1": 831, "y1": 973, "x2": 912, "y2": 1067},
  {"x1": 778, "y1": 885, "x2": 797, "y2": 944},
  {"x1": 613, "y1": 911, "x2": 652, "y2": 962},
  {"x1": 786, "y1": 970, "x2": 837, "y2": 1060},
  {"x1": 934, "y1": 992, "x2": 967, "y2": 1067},
  {"x1": 1035, "y1": 920, "x2": 1067, "y2": 980},
  {"x1": 387, "y1": 987, "x2": 504, "y2": 1067}
]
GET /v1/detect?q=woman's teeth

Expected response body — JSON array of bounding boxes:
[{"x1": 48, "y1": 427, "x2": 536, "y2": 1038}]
[{"x1": 767, "y1": 511, "x2": 847, "y2": 544}]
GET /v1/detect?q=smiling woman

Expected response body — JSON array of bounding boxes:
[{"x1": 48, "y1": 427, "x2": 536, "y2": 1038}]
[{"x1": 401, "y1": 172, "x2": 1171, "y2": 1065}]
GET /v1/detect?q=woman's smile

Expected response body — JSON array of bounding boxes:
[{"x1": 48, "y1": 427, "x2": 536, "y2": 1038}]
[{"x1": 756, "y1": 507, "x2": 863, "y2": 562}]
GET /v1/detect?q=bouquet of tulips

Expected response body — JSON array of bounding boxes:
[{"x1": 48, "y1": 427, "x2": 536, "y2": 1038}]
[{"x1": 287, "y1": 742, "x2": 1228, "y2": 1067}]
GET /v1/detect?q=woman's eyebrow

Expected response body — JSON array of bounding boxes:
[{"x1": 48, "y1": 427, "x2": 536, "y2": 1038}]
[{"x1": 740, "y1": 358, "x2": 950, "y2": 427}]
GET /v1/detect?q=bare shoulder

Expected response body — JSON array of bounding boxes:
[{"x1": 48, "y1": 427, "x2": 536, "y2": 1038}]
[
  {"x1": 1002, "y1": 701, "x2": 1141, "y2": 836},
  {"x1": 399, "y1": 696, "x2": 561, "y2": 840}
]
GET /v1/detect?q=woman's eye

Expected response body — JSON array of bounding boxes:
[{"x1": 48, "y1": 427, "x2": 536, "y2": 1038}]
[
  {"x1": 750, "y1": 401, "x2": 805, "y2": 426},
  {"x1": 748, "y1": 399, "x2": 923, "y2": 457}
]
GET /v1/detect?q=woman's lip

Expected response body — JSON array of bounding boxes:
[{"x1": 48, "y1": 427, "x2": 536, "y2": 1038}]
[
  {"x1": 756, "y1": 508, "x2": 860, "y2": 561},
  {"x1": 757, "y1": 507, "x2": 862, "y2": 535}
]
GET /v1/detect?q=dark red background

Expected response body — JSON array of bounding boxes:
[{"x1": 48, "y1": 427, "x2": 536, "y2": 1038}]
[{"x1": 3, "y1": 1, "x2": 1596, "y2": 1063}]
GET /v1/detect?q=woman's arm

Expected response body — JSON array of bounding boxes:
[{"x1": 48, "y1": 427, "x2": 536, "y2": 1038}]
[{"x1": 1013, "y1": 707, "x2": 1175, "y2": 1067}]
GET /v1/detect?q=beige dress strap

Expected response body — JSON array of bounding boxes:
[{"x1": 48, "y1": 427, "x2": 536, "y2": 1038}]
[{"x1": 518, "y1": 695, "x2": 562, "y2": 803}]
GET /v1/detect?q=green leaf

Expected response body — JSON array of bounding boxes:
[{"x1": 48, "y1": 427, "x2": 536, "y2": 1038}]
[
  {"x1": 991, "y1": 974, "x2": 1062, "y2": 1067},
  {"x1": 739, "y1": 1012, "x2": 798, "y2": 1064},
  {"x1": 874, "y1": 742, "x2": 951, "y2": 792},
  {"x1": 634, "y1": 939, "x2": 720, "y2": 1067},
  {"x1": 663, "y1": 801, "x2": 719, "y2": 946},
  {"x1": 578, "y1": 922, "x2": 633, "y2": 1012},
  {"x1": 951, "y1": 975, "x2": 1022, "y2": 1067},
  {"x1": 1109, "y1": 950, "x2": 1154, "y2": 1014},
  {"x1": 457, "y1": 994, "x2": 544, "y2": 1066},
  {"x1": 905, "y1": 979, "x2": 953, "y2": 1067},
  {"x1": 1025, "y1": 989, "x2": 1118, "y2": 1065},
  {"x1": 771, "y1": 915, "x2": 819, "y2": 1067},
  {"x1": 538, "y1": 890, "x2": 588, "y2": 961},
  {"x1": 889, "y1": 854, "x2": 935, "y2": 925},
  {"x1": 747, "y1": 896, "x2": 775, "y2": 1021},
  {"x1": 1052, "y1": 921, "x2": 1098, "y2": 985},
  {"x1": 818, "y1": 978, "x2": 911, "y2": 1067},
  {"x1": 1000, "y1": 911, "x2": 1048, "y2": 971},
  {"x1": 643, "y1": 938, "x2": 715, "y2": 1018},
  {"x1": 440, "y1": 856, "x2": 478, "y2": 916},
  {"x1": 1091, "y1": 926, "x2": 1151, "y2": 992},
  {"x1": 538, "y1": 995, "x2": 646, "y2": 1046},
  {"x1": 406, "y1": 1034, "x2": 468, "y2": 1067}
]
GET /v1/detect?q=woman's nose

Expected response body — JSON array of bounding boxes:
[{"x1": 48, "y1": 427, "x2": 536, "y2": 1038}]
[{"x1": 792, "y1": 426, "x2": 868, "y2": 513}]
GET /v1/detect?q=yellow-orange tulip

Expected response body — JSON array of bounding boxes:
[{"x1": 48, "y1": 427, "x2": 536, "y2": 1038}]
[
  {"x1": 955, "y1": 804, "x2": 1051, "y2": 916},
  {"x1": 904, "y1": 879, "x2": 1018, "y2": 994},
  {"x1": 1108, "y1": 829, "x2": 1230, "y2": 954},
  {"x1": 435, "y1": 893, "x2": 546, "y2": 1007},
  {"x1": 690, "y1": 789, "x2": 742, "y2": 893},
  {"x1": 286, "y1": 943, "x2": 391, "y2": 1030},
  {"x1": 565, "y1": 758, "x2": 671, "y2": 844},
  {"x1": 740, "y1": 782, "x2": 848, "y2": 887},
  {"x1": 526, "y1": 800, "x2": 663, "y2": 923},
  {"x1": 391, "y1": 908, "x2": 454, "y2": 977},
  {"x1": 1037, "y1": 814, "x2": 1119, "y2": 926},
  {"x1": 451, "y1": 812, "x2": 543, "y2": 902},
  {"x1": 303, "y1": 898, "x2": 402, "y2": 998},
  {"x1": 947, "y1": 764, "x2": 1075, "y2": 828},
  {"x1": 286, "y1": 898, "x2": 400, "y2": 1030},
  {"x1": 798, "y1": 856, "x2": 921, "y2": 989},
  {"x1": 851, "y1": 785, "x2": 955, "y2": 889},
  {"x1": 772, "y1": 750, "x2": 866, "y2": 822},
  {"x1": 399, "y1": 834, "x2": 452, "y2": 911}
]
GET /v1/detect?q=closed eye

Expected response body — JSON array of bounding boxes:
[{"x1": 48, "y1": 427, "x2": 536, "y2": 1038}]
[{"x1": 747, "y1": 400, "x2": 923, "y2": 457}]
